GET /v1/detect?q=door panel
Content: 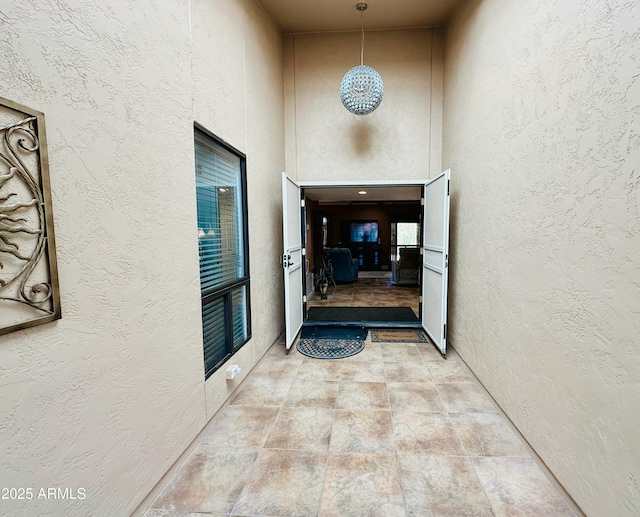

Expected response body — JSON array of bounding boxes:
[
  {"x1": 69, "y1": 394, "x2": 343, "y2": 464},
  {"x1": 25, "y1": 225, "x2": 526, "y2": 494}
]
[
  {"x1": 282, "y1": 173, "x2": 304, "y2": 349},
  {"x1": 421, "y1": 169, "x2": 450, "y2": 354}
]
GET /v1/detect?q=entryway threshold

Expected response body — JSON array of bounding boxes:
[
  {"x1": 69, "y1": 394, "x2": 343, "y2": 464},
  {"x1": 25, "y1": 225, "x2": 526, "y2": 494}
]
[{"x1": 303, "y1": 320, "x2": 423, "y2": 329}]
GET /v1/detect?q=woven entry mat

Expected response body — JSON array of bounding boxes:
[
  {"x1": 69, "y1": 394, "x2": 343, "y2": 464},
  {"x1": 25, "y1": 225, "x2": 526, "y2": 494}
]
[
  {"x1": 296, "y1": 338, "x2": 365, "y2": 360},
  {"x1": 370, "y1": 329, "x2": 429, "y2": 343}
]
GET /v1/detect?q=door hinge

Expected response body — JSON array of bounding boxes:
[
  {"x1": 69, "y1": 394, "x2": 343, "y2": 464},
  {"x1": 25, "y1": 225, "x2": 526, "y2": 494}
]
[
  {"x1": 303, "y1": 295, "x2": 307, "y2": 303},
  {"x1": 443, "y1": 324, "x2": 447, "y2": 340},
  {"x1": 419, "y1": 296, "x2": 423, "y2": 303},
  {"x1": 420, "y1": 197, "x2": 424, "y2": 205},
  {"x1": 282, "y1": 254, "x2": 287, "y2": 268},
  {"x1": 302, "y1": 248, "x2": 306, "y2": 256},
  {"x1": 301, "y1": 199, "x2": 305, "y2": 208}
]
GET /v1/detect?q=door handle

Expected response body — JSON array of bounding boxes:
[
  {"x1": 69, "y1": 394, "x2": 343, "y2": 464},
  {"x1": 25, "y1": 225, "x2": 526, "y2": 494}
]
[{"x1": 282, "y1": 254, "x2": 294, "y2": 268}]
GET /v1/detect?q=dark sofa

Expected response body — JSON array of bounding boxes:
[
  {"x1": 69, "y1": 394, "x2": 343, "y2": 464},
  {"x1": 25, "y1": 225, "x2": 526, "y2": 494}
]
[{"x1": 326, "y1": 247, "x2": 358, "y2": 282}]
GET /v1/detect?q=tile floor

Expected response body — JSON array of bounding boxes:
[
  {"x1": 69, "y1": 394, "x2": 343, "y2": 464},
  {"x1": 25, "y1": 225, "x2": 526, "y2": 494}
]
[
  {"x1": 142, "y1": 334, "x2": 576, "y2": 517},
  {"x1": 306, "y1": 272, "x2": 420, "y2": 318}
]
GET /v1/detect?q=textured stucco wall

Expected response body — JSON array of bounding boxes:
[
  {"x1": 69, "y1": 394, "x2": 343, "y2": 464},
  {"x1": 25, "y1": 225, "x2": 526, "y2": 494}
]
[
  {"x1": 189, "y1": 0, "x2": 285, "y2": 419},
  {"x1": 0, "y1": 0, "x2": 284, "y2": 515},
  {"x1": 443, "y1": 1, "x2": 640, "y2": 515},
  {"x1": 284, "y1": 28, "x2": 445, "y2": 182}
]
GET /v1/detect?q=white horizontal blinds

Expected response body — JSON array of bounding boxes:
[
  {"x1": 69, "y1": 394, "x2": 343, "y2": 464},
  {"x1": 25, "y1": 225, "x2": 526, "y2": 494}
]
[
  {"x1": 231, "y1": 286, "x2": 248, "y2": 349},
  {"x1": 195, "y1": 135, "x2": 245, "y2": 292},
  {"x1": 202, "y1": 297, "x2": 227, "y2": 373}
]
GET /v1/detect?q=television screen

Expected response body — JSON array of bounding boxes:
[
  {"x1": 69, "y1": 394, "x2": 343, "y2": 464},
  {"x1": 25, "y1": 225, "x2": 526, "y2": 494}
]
[{"x1": 350, "y1": 221, "x2": 378, "y2": 243}]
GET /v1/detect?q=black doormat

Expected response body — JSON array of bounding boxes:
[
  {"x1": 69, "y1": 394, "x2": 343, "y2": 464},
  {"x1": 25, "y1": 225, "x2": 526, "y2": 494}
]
[
  {"x1": 301, "y1": 325, "x2": 368, "y2": 340},
  {"x1": 307, "y1": 306, "x2": 418, "y2": 323},
  {"x1": 296, "y1": 338, "x2": 365, "y2": 360}
]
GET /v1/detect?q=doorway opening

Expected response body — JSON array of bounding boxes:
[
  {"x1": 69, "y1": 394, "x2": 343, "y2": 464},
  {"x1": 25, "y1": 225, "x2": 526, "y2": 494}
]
[
  {"x1": 302, "y1": 184, "x2": 422, "y2": 328},
  {"x1": 282, "y1": 173, "x2": 450, "y2": 353}
]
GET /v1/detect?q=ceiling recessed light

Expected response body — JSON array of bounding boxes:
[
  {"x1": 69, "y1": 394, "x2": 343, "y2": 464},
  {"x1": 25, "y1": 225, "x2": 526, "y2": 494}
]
[{"x1": 358, "y1": 190, "x2": 367, "y2": 195}]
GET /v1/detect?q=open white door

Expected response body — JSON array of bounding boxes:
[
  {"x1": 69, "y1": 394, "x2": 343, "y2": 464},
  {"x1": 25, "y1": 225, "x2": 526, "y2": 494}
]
[
  {"x1": 282, "y1": 173, "x2": 304, "y2": 349},
  {"x1": 421, "y1": 169, "x2": 450, "y2": 354}
]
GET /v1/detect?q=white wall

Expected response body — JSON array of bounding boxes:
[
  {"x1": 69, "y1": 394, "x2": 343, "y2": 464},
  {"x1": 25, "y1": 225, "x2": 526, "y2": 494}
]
[
  {"x1": 284, "y1": 28, "x2": 444, "y2": 182},
  {"x1": 0, "y1": 0, "x2": 284, "y2": 515},
  {"x1": 443, "y1": 0, "x2": 640, "y2": 515}
]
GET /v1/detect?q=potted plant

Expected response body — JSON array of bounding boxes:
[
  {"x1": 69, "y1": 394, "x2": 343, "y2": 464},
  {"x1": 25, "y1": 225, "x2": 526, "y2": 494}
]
[{"x1": 313, "y1": 252, "x2": 334, "y2": 300}]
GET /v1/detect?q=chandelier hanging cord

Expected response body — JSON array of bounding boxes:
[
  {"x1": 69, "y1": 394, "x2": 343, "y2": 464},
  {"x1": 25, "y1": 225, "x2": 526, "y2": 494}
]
[{"x1": 360, "y1": 9, "x2": 365, "y2": 66}]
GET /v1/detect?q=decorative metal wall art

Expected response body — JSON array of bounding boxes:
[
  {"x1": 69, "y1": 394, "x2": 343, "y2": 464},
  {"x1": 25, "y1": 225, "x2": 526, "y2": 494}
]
[{"x1": 0, "y1": 97, "x2": 60, "y2": 336}]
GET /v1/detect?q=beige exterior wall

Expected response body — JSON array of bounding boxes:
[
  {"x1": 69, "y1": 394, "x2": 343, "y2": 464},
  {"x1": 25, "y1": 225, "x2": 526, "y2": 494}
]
[
  {"x1": 443, "y1": 1, "x2": 640, "y2": 516},
  {"x1": 284, "y1": 27, "x2": 445, "y2": 182},
  {"x1": 0, "y1": 0, "x2": 284, "y2": 515}
]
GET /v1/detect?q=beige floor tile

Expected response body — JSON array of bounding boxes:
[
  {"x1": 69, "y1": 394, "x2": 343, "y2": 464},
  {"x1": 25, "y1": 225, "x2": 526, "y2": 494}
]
[
  {"x1": 296, "y1": 358, "x2": 344, "y2": 381},
  {"x1": 380, "y1": 343, "x2": 424, "y2": 363},
  {"x1": 398, "y1": 454, "x2": 494, "y2": 517},
  {"x1": 370, "y1": 300, "x2": 401, "y2": 307},
  {"x1": 265, "y1": 342, "x2": 305, "y2": 361},
  {"x1": 284, "y1": 378, "x2": 339, "y2": 408},
  {"x1": 233, "y1": 449, "x2": 327, "y2": 516},
  {"x1": 387, "y1": 381, "x2": 446, "y2": 413},
  {"x1": 336, "y1": 381, "x2": 389, "y2": 410},
  {"x1": 328, "y1": 291, "x2": 354, "y2": 298},
  {"x1": 393, "y1": 412, "x2": 466, "y2": 455},
  {"x1": 341, "y1": 342, "x2": 383, "y2": 362},
  {"x1": 228, "y1": 376, "x2": 293, "y2": 407},
  {"x1": 201, "y1": 406, "x2": 279, "y2": 448},
  {"x1": 264, "y1": 407, "x2": 334, "y2": 452},
  {"x1": 450, "y1": 412, "x2": 531, "y2": 457},
  {"x1": 416, "y1": 341, "x2": 447, "y2": 361},
  {"x1": 330, "y1": 410, "x2": 395, "y2": 453},
  {"x1": 319, "y1": 453, "x2": 406, "y2": 517},
  {"x1": 426, "y1": 359, "x2": 474, "y2": 382},
  {"x1": 384, "y1": 362, "x2": 432, "y2": 383},
  {"x1": 340, "y1": 360, "x2": 386, "y2": 382},
  {"x1": 143, "y1": 339, "x2": 573, "y2": 517},
  {"x1": 471, "y1": 457, "x2": 576, "y2": 516},
  {"x1": 435, "y1": 382, "x2": 499, "y2": 414},
  {"x1": 250, "y1": 355, "x2": 302, "y2": 380},
  {"x1": 143, "y1": 510, "x2": 218, "y2": 517},
  {"x1": 150, "y1": 446, "x2": 258, "y2": 515}
]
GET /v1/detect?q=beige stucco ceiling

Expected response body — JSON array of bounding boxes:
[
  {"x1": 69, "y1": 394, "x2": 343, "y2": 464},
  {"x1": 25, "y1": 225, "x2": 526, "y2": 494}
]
[{"x1": 257, "y1": 0, "x2": 462, "y2": 33}]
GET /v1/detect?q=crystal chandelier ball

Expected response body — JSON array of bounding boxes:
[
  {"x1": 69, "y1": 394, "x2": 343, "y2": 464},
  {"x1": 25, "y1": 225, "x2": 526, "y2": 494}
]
[{"x1": 340, "y1": 65, "x2": 384, "y2": 115}]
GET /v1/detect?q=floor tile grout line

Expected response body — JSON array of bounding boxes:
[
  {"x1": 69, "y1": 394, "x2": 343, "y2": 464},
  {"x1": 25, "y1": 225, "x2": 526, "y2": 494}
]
[
  {"x1": 315, "y1": 406, "x2": 336, "y2": 515},
  {"x1": 143, "y1": 338, "x2": 579, "y2": 517},
  {"x1": 450, "y1": 345, "x2": 584, "y2": 516},
  {"x1": 445, "y1": 407, "x2": 499, "y2": 516}
]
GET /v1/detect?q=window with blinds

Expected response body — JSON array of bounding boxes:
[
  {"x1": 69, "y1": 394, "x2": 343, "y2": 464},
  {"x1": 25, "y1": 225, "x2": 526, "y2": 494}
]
[{"x1": 195, "y1": 126, "x2": 251, "y2": 379}]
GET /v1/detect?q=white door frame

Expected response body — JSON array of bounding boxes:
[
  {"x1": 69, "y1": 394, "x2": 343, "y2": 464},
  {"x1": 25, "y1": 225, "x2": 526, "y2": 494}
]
[
  {"x1": 298, "y1": 179, "x2": 429, "y2": 188},
  {"x1": 291, "y1": 177, "x2": 449, "y2": 354}
]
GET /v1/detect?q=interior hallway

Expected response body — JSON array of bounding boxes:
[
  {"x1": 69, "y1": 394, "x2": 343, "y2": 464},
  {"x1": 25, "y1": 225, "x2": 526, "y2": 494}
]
[
  {"x1": 141, "y1": 335, "x2": 577, "y2": 516},
  {"x1": 306, "y1": 272, "x2": 421, "y2": 318}
]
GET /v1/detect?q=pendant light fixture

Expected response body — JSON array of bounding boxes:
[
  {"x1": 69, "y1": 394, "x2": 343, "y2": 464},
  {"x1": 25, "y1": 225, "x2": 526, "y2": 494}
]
[{"x1": 340, "y1": 2, "x2": 384, "y2": 115}]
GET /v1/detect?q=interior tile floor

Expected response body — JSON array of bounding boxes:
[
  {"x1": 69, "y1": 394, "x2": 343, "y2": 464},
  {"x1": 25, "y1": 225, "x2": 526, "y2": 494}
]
[
  {"x1": 307, "y1": 272, "x2": 420, "y2": 318},
  {"x1": 142, "y1": 334, "x2": 577, "y2": 517}
]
